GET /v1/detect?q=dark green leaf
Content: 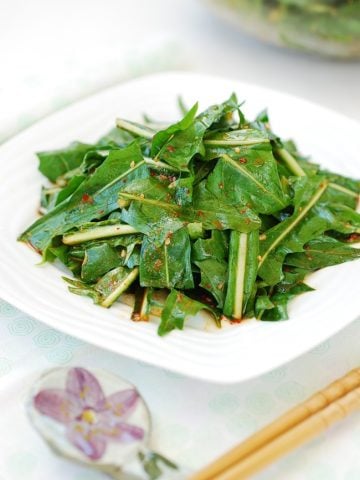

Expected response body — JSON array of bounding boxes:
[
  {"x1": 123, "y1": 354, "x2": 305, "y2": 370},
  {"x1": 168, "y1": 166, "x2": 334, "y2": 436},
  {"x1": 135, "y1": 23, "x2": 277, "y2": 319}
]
[
  {"x1": 259, "y1": 176, "x2": 333, "y2": 285},
  {"x1": 19, "y1": 143, "x2": 148, "y2": 253},
  {"x1": 158, "y1": 289, "x2": 221, "y2": 336},
  {"x1": 81, "y1": 244, "x2": 123, "y2": 283},
  {"x1": 261, "y1": 282, "x2": 314, "y2": 321},
  {"x1": 192, "y1": 182, "x2": 261, "y2": 232},
  {"x1": 192, "y1": 230, "x2": 228, "y2": 262},
  {"x1": 120, "y1": 177, "x2": 186, "y2": 245},
  {"x1": 195, "y1": 258, "x2": 228, "y2": 308},
  {"x1": 285, "y1": 236, "x2": 360, "y2": 270},
  {"x1": 151, "y1": 103, "x2": 198, "y2": 157},
  {"x1": 157, "y1": 95, "x2": 239, "y2": 171},
  {"x1": 37, "y1": 142, "x2": 94, "y2": 183},
  {"x1": 205, "y1": 143, "x2": 288, "y2": 214},
  {"x1": 140, "y1": 228, "x2": 193, "y2": 289}
]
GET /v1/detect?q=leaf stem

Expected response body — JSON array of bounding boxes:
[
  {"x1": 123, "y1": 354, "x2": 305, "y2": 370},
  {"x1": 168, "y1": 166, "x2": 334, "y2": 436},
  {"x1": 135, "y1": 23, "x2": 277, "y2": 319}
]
[
  {"x1": 328, "y1": 182, "x2": 359, "y2": 199},
  {"x1": 164, "y1": 243, "x2": 170, "y2": 289},
  {"x1": 276, "y1": 148, "x2": 358, "y2": 200},
  {"x1": 144, "y1": 157, "x2": 179, "y2": 172},
  {"x1": 259, "y1": 181, "x2": 328, "y2": 268},
  {"x1": 204, "y1": 138, "x2": 269, "y2": 146},
  {"x1": 233, "y1": 233, "x2": 248, "y2": 320},
  {"x1": 276, "y1": 148, "x2": 306, "y2": 176},
  {"x1": 131, "y1": 287, "x2": 150, "y2": 322},
  {"x1": 277, "y1": 148, "x2": 358, "y2": 200},
  {"x1": 101, "y1": 267, "x2": 139, "y2": 307},
  {"x1": 63, "y1": 224, "x2": 139, "y2": 245},
  {"x1": 118, "y1": 192, "x2": 181, "y2": 211},
  {"x1": 116, "y1": 119, "x2": 154, "y2": 139}
]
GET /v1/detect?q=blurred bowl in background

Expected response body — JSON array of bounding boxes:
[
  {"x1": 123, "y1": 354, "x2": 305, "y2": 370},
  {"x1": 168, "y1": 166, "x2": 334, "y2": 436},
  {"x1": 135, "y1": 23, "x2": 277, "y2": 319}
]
[{"x1": 203, "y1": 0, "x2": 360, "y2": 59}]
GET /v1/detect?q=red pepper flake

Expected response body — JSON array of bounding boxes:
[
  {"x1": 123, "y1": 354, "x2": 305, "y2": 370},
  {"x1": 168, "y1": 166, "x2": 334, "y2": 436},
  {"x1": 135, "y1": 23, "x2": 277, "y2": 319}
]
[
  {"x1": 254, "y1": 158, "x2": 264, "y2": 166},
  {"x1": 82, "y1": 193, "x2": 94, "y2": 204},
  {"x1": 166, "y1": 145, "x2": 176, "y2": 152},
  {"x1": 197, "y1": 210, "x2": 205, "y2": 217},
  {"x1": 176, "y1": 291, "x2": 184, "y2": 302},
  {"x1": 239, "y1": 157, "x2": 247, "y2": 164},
  {"x1": 154, "y1": 259, "x2": 163, "y2": 271},
  {"x1": 346, "y1": 233, "x2": 360, "y2": 243},
  {"x1": 213, "y1": 220, "x2": 223, "y2": 229},
  {"x1": 230, "y1": 317, "x2": 242, "y2": 324}
]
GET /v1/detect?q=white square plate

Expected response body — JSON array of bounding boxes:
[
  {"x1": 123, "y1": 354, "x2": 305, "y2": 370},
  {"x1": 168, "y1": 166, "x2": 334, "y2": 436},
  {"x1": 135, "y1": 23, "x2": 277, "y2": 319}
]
[{"x1": 0, "y1": 72, "x2": 359, "y2": 383}]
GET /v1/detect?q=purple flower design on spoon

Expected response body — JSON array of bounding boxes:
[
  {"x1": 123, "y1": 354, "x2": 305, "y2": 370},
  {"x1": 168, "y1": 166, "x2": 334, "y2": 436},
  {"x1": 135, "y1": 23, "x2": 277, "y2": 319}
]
[{"x1": 34, "y1": 367, "x2": 144, "y2": 460}]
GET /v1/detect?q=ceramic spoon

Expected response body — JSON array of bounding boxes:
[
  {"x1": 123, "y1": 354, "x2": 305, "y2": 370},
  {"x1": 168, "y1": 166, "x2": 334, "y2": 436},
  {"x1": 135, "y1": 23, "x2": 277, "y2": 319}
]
[{"x1": 26, "y1": 366, "x2": 191, "y2": 480}]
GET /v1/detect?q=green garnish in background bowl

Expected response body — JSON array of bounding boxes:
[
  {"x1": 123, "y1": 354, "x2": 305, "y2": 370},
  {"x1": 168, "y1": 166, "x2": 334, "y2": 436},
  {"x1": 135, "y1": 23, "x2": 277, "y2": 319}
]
[{"x1": 204, "y1": 0, "x2": 360, "y2": 58}]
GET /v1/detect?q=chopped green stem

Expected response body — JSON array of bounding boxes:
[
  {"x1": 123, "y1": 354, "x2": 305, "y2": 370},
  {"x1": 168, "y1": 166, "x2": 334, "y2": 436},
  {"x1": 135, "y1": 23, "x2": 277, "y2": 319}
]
[
  {"x1": 329, "y1": 182, "x2": 359, "y2": 199},
  {"x1": 259, "y1": 181, "x2": 329, "y2": 268},
  {"x1": 43, "y1": 186, "x2": 62, "y2": 194},
  {"x1": 101, "y1": 267, "x2": 139, "y2": 307},
  {"x1": 204, "y1": 138, "x2": 269, "y2": 146},
  {"x1": 277, "y1": 149, "x2": 359, "y2": 201},
  {"x1": 233, "y1": 233, "x2": 248, "y2": 319},
  {"x1": 62, "y1": 224, "x2": 139, "y2": 245},
  {"x1": 131, "y1": 287, "x2": 150, "y2": 321},
  {"x1": 277, "y1": 148, "x2": 358, "y2": 200},
  {"x1": 164, "y1": 243, "x2": 170, "y2": 288},
  {"x1": 118, "y1": 199, "x2": 131, "y2": 208},
  {"x1": 224, "y1": 231, "x2": 248, "y2": 320},
  {"x1": 116, "y1": 119, "x2": 154, "y2": 139},
  {"x1": 276, "y1": 148, "x2": 306, "y2": 177},
  {"x1": 144, "y1": 157, "x2": 179, "y2": 172},
  {"x1": 118, "y1": 192, "x2": 181, "y2": 211}
]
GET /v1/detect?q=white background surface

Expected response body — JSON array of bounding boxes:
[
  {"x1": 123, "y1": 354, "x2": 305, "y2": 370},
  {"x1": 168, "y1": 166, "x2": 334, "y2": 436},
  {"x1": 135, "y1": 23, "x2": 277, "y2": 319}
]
[{"x1": 0, "y1": 0, "x2": 360, "y2": 479}]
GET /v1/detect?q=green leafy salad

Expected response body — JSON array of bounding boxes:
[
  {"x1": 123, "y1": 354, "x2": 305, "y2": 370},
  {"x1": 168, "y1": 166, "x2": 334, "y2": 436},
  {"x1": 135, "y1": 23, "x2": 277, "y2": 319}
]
[{"x1": 19, "y1": 95, "x2": 360, "y2": 335}]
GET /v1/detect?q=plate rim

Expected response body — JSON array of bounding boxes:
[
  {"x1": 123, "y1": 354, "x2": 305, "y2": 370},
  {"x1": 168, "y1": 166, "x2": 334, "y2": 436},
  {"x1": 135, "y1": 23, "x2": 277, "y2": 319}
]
[{"x1": 0, "y1": 70, "x2": 359, "y2": 384}]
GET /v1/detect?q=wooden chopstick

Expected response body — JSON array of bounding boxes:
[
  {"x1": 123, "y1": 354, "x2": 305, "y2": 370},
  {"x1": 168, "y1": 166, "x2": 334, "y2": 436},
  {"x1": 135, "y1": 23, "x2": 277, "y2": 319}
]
[
  {"x1": 210, "y1": 385, "x2": 360, "y2": 480},
  {"x1": 190, "y1": 368, "x2": 360, "y2": 480}
]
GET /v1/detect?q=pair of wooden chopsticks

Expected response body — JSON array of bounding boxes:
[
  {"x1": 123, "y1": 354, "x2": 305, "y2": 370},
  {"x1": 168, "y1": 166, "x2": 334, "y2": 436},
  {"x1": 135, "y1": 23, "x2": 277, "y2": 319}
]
[{"x1": 190, "y1": 368, "x2": 360, "y2": 480}]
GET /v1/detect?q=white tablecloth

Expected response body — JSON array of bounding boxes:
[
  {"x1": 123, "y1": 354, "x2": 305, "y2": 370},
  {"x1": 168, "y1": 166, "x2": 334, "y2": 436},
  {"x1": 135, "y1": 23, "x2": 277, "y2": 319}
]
[{"x1": 1, "y1": 1, "x2": 360, "y2": 479}]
